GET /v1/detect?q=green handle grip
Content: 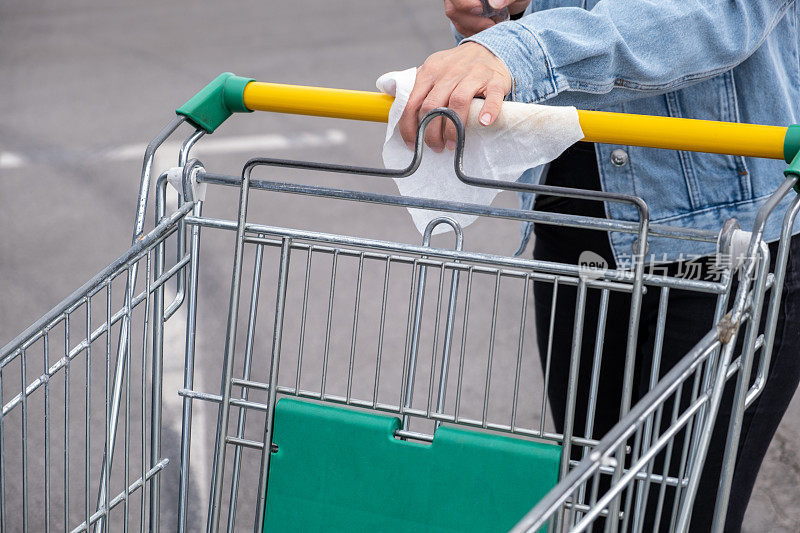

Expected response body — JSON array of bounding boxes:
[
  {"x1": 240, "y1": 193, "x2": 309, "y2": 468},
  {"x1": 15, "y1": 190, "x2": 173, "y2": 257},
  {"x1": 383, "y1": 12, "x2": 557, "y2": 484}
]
[{"x1": 176, "y1": 72, "x2": 254, "y2": 133}]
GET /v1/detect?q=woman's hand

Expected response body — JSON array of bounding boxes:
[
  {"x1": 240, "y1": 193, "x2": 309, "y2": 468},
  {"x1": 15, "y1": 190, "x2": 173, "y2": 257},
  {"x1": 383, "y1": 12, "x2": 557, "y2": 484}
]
[
  {"x1": 444, "y1": 0, "x2": 531, "y2": 37},
  {"x1": 398, "y1": 42, "x2": 512, "y2": 153}
]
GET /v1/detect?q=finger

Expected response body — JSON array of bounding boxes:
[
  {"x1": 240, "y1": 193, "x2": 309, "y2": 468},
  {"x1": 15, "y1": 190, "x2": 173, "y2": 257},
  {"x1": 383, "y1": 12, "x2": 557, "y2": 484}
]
[
  {"x1": 451, "y1": 14, "x2": 495, "y2": 37},
  {"x1": 444, "y1": 78, "x2": 484, "y2": 149},
  {"x1": 399, "y1": 69, "x2": 435, "y2": 149},
  {"x1": 420, "y1": 80, "x2": 460, "y2": 152},
  {"x1": 508, "y1": 0, "x2": 531, "y2": 15},
  {"x1": 478, "y1": 81, "x2": 507, "y2": 126},
  {"x1": 445, "y1": 0, "x2": 483, "y2": 16}
]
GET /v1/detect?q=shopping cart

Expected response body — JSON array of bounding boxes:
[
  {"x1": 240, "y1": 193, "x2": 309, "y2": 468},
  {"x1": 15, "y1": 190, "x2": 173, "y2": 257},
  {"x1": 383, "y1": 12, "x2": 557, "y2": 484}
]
[{"x1": 1, "y1": 72, "x2": 799, "y2": 533}]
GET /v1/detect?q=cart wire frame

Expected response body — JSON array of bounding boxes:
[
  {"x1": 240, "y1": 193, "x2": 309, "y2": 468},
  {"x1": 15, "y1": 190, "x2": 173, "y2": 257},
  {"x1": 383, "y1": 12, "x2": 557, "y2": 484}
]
[{"x1": 1, "y1": 99, "x2": 799, "y2": 533}]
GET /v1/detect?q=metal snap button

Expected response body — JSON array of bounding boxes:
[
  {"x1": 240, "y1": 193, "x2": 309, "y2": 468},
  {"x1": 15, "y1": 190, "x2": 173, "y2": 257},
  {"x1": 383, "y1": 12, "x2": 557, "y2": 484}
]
[{"x1": 610, "y1": 149, "x2": 628, "y2": 167}]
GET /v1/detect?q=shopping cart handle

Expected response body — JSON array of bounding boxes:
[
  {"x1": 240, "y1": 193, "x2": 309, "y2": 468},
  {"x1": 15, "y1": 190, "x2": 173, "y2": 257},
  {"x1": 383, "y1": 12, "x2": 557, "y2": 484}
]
[{"x1": 176, "y1": 72, "x2": 800, "y2": 162}]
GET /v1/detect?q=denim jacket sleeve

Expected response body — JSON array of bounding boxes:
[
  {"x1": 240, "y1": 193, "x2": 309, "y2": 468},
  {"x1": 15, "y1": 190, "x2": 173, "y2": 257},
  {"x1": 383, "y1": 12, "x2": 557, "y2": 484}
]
[{"x1": 463, "y1": 0, "x2": 795, "y2": 106}]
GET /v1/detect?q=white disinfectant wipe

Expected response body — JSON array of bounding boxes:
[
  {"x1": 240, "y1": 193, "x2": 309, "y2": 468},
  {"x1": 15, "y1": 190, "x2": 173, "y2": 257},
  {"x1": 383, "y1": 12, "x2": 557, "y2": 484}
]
[{"x1": 376, "y1": 67, "x2": 584, "y2": 234}]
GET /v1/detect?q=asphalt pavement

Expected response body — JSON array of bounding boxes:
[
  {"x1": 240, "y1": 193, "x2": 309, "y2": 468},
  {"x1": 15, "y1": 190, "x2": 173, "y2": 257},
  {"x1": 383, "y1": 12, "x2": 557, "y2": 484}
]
[{"x1": 1, "y1": 1, "x2": 798, "y2": 531}]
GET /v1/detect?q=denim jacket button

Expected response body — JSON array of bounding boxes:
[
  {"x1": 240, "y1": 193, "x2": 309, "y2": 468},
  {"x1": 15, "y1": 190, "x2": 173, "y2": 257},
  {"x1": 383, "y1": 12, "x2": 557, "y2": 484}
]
[{"x1": 610, "y1": 149, "x2": 628, "y2": 167}]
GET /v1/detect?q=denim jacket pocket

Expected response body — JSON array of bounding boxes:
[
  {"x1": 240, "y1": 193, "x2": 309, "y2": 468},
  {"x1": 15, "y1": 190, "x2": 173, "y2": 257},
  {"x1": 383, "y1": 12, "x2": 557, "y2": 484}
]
[{"x1": 664, "y1": 72, "x2": 753, "y2": 211}]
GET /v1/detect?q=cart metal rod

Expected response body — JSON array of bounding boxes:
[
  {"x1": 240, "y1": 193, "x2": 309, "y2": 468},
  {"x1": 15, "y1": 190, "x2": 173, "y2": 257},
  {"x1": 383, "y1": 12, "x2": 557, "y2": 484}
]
[
  {"x1": 577, "y1": 391, "x2": 710, "y2": 531},
  {"x1": 68, "y1": 459, "x2": 169, "y2": 533},
  {"x1": 176, "y1": 385, "x2": 607, "y2": 447},
  {"x1": 403, "y1": 218, "x2": 463, "y2": 430},
  {"x1": 226, "y1": 234, "x2": 266, "y2": 533},
  {"x1": 253, "y1": 238, "x2": 291, "y2": 533},
  {"x1": 197, "y1": 171, "x2": 718, "y2": 243},
  {"x1": 746, "y1": 195, "x2": 800, "y2": 406},
  {"x1": 93, "y1": 117, "x2": 183, "y2": 532},
  {"x1": 95, "y1": 123, "x2": 199, "y2": 533},
  {"x1": 241, "y1": 233, "x2": 729, "y2": 293},
  {"x1": 2, "y1": 251, "x2": 188, "y2": 367},
  {"x1": 205, "y1": 158, "x2": 255, "y2": 533},
  {"x1": 1, "y1": 255, "x2": 189, "y2": 417},
  {"x1": 180, "y1": 215, "x2": 728, "y2": 294},
  {"x1": 511, "y1": 329, "x2": 720, "y2": 532},
  {"x1": 0, "y1": 203, "x2": 193, "y2": 362},
  {"x1": 710, "y1": 241, "x2": 773, "y2": 533},
  {"x1": 3, "y1": 249, "x2": 187, "y2": 378}
]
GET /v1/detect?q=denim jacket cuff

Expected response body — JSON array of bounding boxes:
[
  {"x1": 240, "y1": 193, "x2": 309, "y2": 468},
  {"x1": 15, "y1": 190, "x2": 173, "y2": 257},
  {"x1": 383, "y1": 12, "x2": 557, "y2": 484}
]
[{"x1": 463, "y1": 21, "x2": 557, "y2": 103}]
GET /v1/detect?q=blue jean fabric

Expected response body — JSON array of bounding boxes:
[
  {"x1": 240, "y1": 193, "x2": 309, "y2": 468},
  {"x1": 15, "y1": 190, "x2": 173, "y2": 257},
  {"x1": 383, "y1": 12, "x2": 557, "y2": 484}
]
[{"x1": 457, "y1": 1, "x2": 800, "y2": 262}]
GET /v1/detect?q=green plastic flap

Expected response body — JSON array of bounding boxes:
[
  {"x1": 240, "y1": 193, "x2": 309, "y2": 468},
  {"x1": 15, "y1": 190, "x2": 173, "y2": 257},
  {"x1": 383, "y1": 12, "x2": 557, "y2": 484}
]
[
  {"x1": 264, "y1": 398, "x2": 560, "y2": 532},
  {"x1": 176, "y1": 72, "x2": 254, "y2": 133}
]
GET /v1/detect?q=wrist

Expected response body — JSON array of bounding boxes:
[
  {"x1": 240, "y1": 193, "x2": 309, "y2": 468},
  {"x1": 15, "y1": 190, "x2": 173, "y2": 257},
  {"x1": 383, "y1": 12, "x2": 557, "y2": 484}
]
[{"x1": 464, "y1": 21, "x2": 556, "y2": 102}]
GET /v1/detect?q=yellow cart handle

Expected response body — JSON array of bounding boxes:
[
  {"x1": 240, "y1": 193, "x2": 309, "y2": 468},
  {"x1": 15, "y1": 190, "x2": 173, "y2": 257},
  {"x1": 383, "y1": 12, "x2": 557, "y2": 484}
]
[{"x1": 176, "y1": 73, "x2": 798, "y2": 162}]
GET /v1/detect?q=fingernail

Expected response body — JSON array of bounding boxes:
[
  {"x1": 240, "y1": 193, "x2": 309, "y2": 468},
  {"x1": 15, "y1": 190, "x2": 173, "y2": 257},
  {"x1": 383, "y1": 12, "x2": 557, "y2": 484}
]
[
  {"x1": 432, "y1": 145, "x2": 444, "y2": 154},
  {"x1": 488, "y1": 0, "x2": 505, "y2": 9},
  {"x1": 406, "y1": 141, "x2": 415, "y2": 151},
  {"x1": 470, "y1": 6, "x2": 483, "y2": 15},
  {"x1": 445, "y1": 140, "x2": 456, "y2": 151},
  {"x1": 480, "y1": 113, "x2": 492, "y2": 126}
]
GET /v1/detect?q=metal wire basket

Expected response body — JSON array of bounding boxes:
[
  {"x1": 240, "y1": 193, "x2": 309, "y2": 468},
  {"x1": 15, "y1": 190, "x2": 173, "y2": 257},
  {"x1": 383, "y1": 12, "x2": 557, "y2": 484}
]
[{"x1": 1, "y1": 74, "x2": 799, "y2": 533}]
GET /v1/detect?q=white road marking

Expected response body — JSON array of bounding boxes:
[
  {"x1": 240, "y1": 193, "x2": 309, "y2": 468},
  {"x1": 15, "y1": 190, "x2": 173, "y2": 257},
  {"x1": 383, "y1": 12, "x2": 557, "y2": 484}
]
[
  {"x1": 0, "y1": 152, "x2": 25, "y2": 169},
  {"x1": 108, "y1": 130, "x2": 348, "y2": 162},
  {"x1": 162, "y1": 287, "x2": 212, "y2": 501},
  {"x1": 0, "y1": 129, "x2": 348, "y2": 169}
]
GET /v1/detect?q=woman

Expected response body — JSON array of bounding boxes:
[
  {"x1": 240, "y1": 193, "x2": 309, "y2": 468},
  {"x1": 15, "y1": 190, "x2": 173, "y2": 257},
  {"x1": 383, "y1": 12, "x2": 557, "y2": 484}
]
[{"x1": 399, "y1": 1, "x2": 800, "y2": 531}]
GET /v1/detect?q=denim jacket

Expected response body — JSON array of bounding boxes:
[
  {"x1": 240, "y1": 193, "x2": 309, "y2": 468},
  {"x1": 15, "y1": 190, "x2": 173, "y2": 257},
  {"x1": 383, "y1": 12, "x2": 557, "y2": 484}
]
[{"x1": 458, "y1": 0, "x2": 799, "y2": 263}]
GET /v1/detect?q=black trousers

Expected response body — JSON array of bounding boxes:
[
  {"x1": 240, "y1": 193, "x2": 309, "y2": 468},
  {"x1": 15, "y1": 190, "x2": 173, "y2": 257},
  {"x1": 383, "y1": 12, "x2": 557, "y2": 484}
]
[{"x1": 532, "y1": 142, "x2": 800, "y2": 532}]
